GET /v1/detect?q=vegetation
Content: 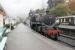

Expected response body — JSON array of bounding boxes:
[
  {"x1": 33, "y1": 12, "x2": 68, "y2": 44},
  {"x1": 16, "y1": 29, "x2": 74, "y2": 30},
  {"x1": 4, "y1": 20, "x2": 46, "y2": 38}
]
[
  {"x1": 68, "y1": 0, "x2": 75, "y2": 15},
  {"x1": 29, "y1": 0, "x2": 75, "y2": 17},
  {"x1": 35, "y1": 9, "x2": 45, "y2": 16},
  {"x1": 48, "y1": 3, "x2": 71, "y2": 17}
]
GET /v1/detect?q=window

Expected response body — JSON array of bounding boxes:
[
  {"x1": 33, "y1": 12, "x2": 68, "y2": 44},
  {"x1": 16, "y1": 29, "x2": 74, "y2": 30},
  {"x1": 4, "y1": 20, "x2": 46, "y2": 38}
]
[{"x1": 65, "y1": 18, "x2": 69, "y2": 22}]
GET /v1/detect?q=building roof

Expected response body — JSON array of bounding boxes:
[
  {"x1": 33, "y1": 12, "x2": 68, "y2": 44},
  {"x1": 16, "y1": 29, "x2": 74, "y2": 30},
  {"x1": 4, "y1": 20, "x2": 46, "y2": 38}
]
[{"x1": 57, "y1": 15, "x2": 75, "y2": 18}]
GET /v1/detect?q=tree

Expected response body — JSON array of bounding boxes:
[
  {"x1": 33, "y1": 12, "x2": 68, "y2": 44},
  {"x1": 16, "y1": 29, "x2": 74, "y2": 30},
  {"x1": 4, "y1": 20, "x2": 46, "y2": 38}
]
[
  {"x1": 48, "y1": 3, "x2": 71, "y2": 17},
  {"x1": 68, "y1": 0, "x2": 75, "y2": 14}
]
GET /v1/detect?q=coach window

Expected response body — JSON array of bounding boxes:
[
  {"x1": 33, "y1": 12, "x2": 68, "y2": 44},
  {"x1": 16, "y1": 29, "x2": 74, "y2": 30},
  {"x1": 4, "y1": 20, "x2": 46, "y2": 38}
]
[
  {"x1": 59, "y1": 19, "x2": 61, "y2": 23},
  {"x1": 64, "y1": 18, "x2": 66, "y2": 22},
  {"x1": 62, "y1": 18, "x2": 64, "y2": 22},
  {"x1": 69, "y1": 18, "x2": 71, "y2": 22},
  {"x1": 66, "y1": 18, "x2": 69, "y2": 22},
  {"x1": 61, "y1": 19, "x2": 63, "y2": 22}
]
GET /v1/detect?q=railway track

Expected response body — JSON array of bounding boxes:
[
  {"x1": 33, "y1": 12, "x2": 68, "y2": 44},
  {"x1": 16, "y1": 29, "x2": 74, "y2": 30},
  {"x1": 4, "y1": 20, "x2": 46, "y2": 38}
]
[{"x1": 58, "y1": 34, "x2": 75, "y2": 47}]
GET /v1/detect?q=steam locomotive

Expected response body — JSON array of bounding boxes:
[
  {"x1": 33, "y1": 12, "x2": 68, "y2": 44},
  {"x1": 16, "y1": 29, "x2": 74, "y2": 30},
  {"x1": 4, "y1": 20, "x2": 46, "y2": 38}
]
[
  {"x1": 30, "y1": 15, "x2": 75, "y2": 47},
  {"x1": 30, "y1": 14, "x2": 63, "y2": 40}
]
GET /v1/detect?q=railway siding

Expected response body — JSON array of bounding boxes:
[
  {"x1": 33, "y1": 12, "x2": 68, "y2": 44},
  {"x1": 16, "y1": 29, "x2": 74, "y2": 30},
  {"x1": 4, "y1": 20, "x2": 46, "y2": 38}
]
[{"x1": 58, "y1": 34, "x2": 75, "y2": 47}]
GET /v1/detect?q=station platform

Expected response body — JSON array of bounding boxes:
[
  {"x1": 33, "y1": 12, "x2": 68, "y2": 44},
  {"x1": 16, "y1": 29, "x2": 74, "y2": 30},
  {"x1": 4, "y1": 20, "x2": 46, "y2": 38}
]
[{"x1": 6, "y1": 23, "x2": 74, "y2": 50}]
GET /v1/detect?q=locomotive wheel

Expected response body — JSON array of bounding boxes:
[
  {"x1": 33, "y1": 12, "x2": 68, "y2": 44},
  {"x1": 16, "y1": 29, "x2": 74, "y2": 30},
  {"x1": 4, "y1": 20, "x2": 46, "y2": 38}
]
[
  {"x1": 50, "y1": 33, "x2": 58, "y2": 40},
  {"x1": 54, "y1": 34, "x2": 58, "y2": 40},
  {"x1": 31, "y1": 25, "x2": 34, "y2": 29},
  {"x1": 31, "y1": 25, "x2": 36, "y2": 30}
]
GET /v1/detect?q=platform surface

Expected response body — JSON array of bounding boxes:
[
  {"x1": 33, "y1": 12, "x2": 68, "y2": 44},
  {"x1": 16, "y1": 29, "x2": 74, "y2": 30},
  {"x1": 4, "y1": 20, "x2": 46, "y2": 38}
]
[{"x1": 6, "y1": 23, "x2": 74, "y2": 50}]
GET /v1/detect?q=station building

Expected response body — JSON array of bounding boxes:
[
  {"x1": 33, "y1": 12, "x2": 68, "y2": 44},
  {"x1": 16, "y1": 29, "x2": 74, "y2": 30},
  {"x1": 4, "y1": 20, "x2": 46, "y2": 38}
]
[{"x1": 0, "y1": 4, "x2": 6, "y2": 27}]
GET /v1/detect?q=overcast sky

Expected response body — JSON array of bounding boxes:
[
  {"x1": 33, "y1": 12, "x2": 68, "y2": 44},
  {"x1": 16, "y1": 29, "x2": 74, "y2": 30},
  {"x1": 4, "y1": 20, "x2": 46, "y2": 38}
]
[{"x1": 0, "y1": 0, "x2": 48, "y2": 18}]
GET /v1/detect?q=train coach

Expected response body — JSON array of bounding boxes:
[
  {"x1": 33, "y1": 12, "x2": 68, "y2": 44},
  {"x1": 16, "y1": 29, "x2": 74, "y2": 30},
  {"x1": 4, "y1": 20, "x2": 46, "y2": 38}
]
[
  {"x1": 56, "y1": 16, "x2": 75, "y2": 46},
  {"x1": 57, "y1": 16, "x2": 75, "y2": 25}
]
